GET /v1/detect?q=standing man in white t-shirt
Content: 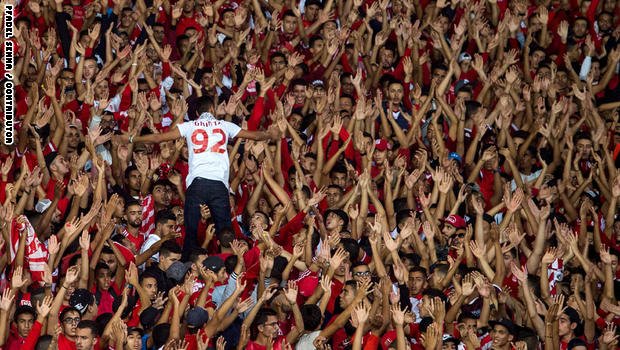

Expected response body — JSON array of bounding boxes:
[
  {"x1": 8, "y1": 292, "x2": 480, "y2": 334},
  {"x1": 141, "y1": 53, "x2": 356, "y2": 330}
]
[{"x1": 123, "y1": 96, "x2": 279, "y2": 258}]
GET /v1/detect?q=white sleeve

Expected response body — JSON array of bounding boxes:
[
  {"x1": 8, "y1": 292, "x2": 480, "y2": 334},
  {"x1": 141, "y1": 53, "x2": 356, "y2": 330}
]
[
  {"x1": 105, "y1": 94, "x2": 122, "y2": 113},
  {"x1": 176, "y1": 122, "x2": 191, "y2": 138},
  {"x1": 579, "y1": 56, "x2": 592, "y2": 81},
  {"x1": 223, "y1": 121, "x2": 241, "y2": 139}
]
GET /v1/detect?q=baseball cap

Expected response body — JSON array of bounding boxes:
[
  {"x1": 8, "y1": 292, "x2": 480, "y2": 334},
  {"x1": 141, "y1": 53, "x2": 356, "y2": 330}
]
[
  {"x1": 35, "y1": 199, "x2": 52, "y2": 213},
  {"x1": 203, "y1": 256, "x2": 225, "y2": 272},
  {"x1": 186, "y1": 306, "x2": 210, "y2": 328},
  {"x1": 489, "y1": 318, "x2": 517, "y2": 335},
  {"x1": 442, "y1": 334, "x2": 459, "y2": 345},
  {"x1": 127, "y1": 327, "x2": 145, "y2": 337},
  {"x1": 69, "y1": 289, "x2": 94, "y2": 315},
  {"x1": 139, "y1": 306, "x2": 163, "y2": 330},
  {"x1": 458, "y1": 52, "x2": 472, "y2": 63},
  {"x1": 44, "y1": 152, "x2": 60, "y2": 169},
  {"x1": 166, "y1": 261, "x2": 190, "y2": 282},
  {"x1": 443, "y1": 215, "x2": 466, "y2": 228},
  {"x1": 454, "y1": 79, "x2": 472, "y2": 95},
  {"x1": 448, "y1": 152, "x2": 462, "y2": 165},
  {"x1": 375, "y1": 139, "x2": 391, "y2": 151},
  {"x1": 312, "y1": 80, "x2": 325, "y2": 88}
]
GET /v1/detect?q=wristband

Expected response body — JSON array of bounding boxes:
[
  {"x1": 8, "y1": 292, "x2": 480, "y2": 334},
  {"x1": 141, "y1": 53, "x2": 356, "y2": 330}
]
[
  {"x1": 129, "y1": 135, "x2": 134, "y2": 143},
  {"x1": 493, "y1": 169, "x2": 500, "y2": 174}
]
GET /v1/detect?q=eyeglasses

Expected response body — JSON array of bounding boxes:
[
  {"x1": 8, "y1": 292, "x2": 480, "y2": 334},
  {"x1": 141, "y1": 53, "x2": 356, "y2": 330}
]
[
  {"x1": 450, "y1": 233, "x2": 465, "y2": 239},
  {"x1": 354, "y1": 271, "x2": 371, "y2": 277},
  {"x1": 63, "y1": 317, "x2": 81, "y2": 324},
  {"x1": 262, "y1": 322, "x2": 279, "y2": 328}
]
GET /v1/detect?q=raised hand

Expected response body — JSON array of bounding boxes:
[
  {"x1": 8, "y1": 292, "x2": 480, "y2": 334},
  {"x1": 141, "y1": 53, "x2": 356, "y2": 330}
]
[{"x1": 283, "y1": 280, "x2": 299, "y2": 305}]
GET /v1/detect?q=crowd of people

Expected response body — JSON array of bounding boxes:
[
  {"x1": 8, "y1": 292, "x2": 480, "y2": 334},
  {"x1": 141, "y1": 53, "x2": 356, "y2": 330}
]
[{"x1": 0, "y1": 0, "x2": 620, "y2": 348}]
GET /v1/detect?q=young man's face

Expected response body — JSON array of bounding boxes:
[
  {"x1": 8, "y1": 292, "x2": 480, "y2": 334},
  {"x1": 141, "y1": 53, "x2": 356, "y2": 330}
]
[
  {"x1": 215, "y1": 267, "x2": 228, "y2": 282},
  {"x1": 558, "y1": 314, "x2": 574, "y2": 337},
  {"x1": 490, "y1": 325, "x2": 513, "y2": 347},
  {"x1": 126, "y1": 204, "x2": 143, "y2": 228},
  {"x1": 352, "y1": 265, "x2": 371, "y2": 283},
  {"x1": 152, "y1": 184, "x2": 172, "y2": 207},
  {"x1": 373, "y1": 149, "x2": 387, "y2": 165},
  {"x1": 61, "y1": 311, "x2": 81, "y2": 337},
  {"x1": 258, "y1": 315, "x2": 280, "y2": 338},
  {"x1": 270, "y1": 55, "x2": 286, "y2": 72},
  {"x1": 458, "y1": 318, "x2": 477, "y2": 336},
  {"x1": 96, "y1": 267, "x2": 112, "y2": 290},
  {"x1": 160, "y1": 251, "x2": 182, "y2": 271},
  {"x1": 127, "y1": 170, "x2": 142, "y2": 191},
  {"x1": 141, "y1": 277, "x2": 158, "y2": 299},
  {"x1": 381, "y1": 48, "x2": 395, "y2": 68},
  {"x1": 442, "y1": 223, "x2": 456, "y2": 237},
  {"x1": 325, "y1": 187, "x2": 342, "y2": 208},
  {"x1": 305, "y1": 4, "x2": 319, "y2": 21},
  {"x1": 283, "y1": 15, "x2": 297, "y2": 34},
  {"x1": 100, "y1": 253, "x2": 118, "y2": 274},
  {"x1": 408, "y1": 271, "x2": 427, "y2": 295},
  {"x1": 325, "y1": 213, "x2": 343, "y2": 230},
  {"x1": 293, "y1": 84, "x2": 306, "y2": 104},
  {"x1": 156, "y1": 219, "x2": 176, "y2": 240},
  {"x1": 576, "y1": 138, "x2": 593, "y2": 159},
  {"x1": 126, "y1": 331, "x2": 143, "y2": 350},
  {"x1": 339, "y1": 285, "x2": 357, "y2": 308},
  {"x1": 573, "y1": 19, "x2": 588, "y2": 38},
  {"x1": 16, "y1": 312, "x2": 35, "y2": 337},
  {"x1": 83, "y1": 59, "x2": 99, "y2": 80},
  {"x1": 249, "y1": 213, "x2": 268, "y2": 232},
  {"x1": 75, "y1": 327, "x2": 97, "y2": 350},
  {"x1": 330, "y1": 172, "x2": 347, "y2": 189}
]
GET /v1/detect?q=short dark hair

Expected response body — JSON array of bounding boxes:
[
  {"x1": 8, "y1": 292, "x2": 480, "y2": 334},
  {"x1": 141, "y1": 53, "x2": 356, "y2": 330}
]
[
  {"x1": 14, "y1": 305, "x2": 36, "y2": 322},
  {"x1": 160, "y1": 240, "x2": 182, "y2": 257},
  {"x1": 409, "y1": 266, "x2": 427, "y2": 278},
  {"x1": 217, "y1": 227, "x2": 236, "y2": 248},
  {"x1": 156, "y1": 209, "x2": 177, "y2": 226},
  {"x1": 196, "y1": 96, "x2": 215, "y2": 117},
  {"x1": 151, "y1": 179, "x2": 174, "y2": 192},
  {"x1": 126, "y1": 198, "x2": 141, "y2": 209},
  {"x1": 253, "y1": 308, "x2": 278, "y2": 329},
  {"x1": 60, "y1": 307, "x2": 81, "y2": 323},
  {"x1": 188, "y1": 247, "x2": 208, "y2": 264},
  {"x1": 301, "y1": 305, "x2": 322, "y2": 331},
  {"x1": 291, "y1": 78, "x2": 307, "y2": 89},
  {"x1": 124, "y1": 165, "x2": 140, "y2": 179},
  {"x1": 94, "y1": 262, "x2": 111, "y2": 274},
  {"x1": 270, "y1": 52, "x2": 286, "y2": 63}
]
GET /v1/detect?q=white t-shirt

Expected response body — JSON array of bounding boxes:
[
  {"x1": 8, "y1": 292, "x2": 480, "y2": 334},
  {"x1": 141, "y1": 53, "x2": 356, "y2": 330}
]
[
  {"x1": 140, "y1": 234, "x2": 161, "y2": 264},
  {"x1": 176, "y1": 113, "x2": 241, "y2": 188}
]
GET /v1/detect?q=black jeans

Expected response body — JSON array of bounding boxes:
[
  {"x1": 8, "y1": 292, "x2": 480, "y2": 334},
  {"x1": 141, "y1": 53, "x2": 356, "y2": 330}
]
[{"x1": 183, "y1": 177, "x2": 232, "y2": 259}]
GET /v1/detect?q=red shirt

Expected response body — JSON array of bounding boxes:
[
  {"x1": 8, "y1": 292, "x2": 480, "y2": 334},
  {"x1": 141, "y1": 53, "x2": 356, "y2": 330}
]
[{"x1": 58, "y1": 334, "x2": 77, "y2": 350}]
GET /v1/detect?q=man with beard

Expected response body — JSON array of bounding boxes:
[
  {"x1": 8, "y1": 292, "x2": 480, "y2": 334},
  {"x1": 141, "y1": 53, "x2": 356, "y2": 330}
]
[
  {"x1": 121, "y1": 199, "x2": 145, "y2": 253},
  {"x1": 74, "y1": 320, "x2": 98, "y2": 350}
]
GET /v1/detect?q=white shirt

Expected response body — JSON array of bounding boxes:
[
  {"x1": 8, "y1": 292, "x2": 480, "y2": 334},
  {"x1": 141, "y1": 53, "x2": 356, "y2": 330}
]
[
  {"x1": 140, "y1": 234, "x2": 161, "y2": 265},
  {"x1": 176, "y1": 113, "x2": 241, "y2": 188}
]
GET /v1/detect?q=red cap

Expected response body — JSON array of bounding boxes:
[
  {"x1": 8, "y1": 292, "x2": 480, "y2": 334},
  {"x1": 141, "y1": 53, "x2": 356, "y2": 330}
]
[
  {"x1": 375, "y1": 139, "x2": 391, "y2": 151},
  {"x1": 444, "y1": 214, "x2": 466, "y2": 228}
]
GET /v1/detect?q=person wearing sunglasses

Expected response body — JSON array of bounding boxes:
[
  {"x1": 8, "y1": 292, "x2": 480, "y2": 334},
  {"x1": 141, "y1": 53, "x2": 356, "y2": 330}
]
[{"x1": 351, "y1": 262, "x2": 372, "y2": 283}]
